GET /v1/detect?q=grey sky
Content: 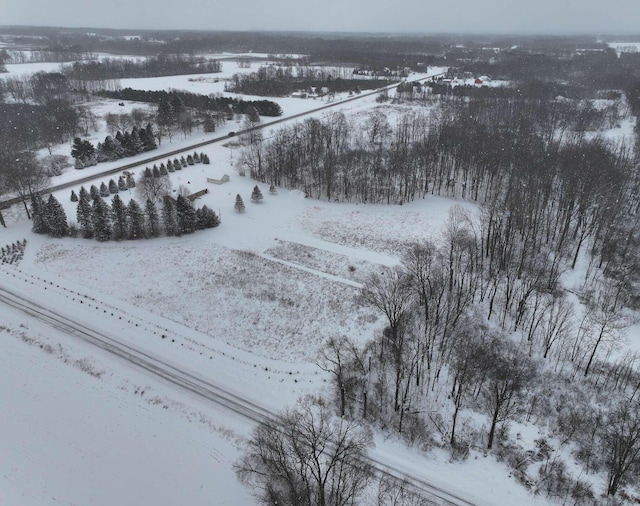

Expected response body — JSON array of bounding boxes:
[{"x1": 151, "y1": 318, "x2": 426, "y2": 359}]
[{"x1": 0, "y1": 0, "x2": 638, "y2": 34}]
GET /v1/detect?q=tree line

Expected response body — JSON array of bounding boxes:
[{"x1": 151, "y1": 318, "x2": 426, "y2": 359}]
[
  {"x1": 31, "y1": 182, "x2": 219, "y2": 243},
  {"x1": 62, "y1": 54, "x2": 221, "y2": 82},
  {"x1": 98, "y1": 87, "x2": 283, "y2": 117},
  {"x1": 226, "y1": 64, "x2": 396, "y2": 97}
]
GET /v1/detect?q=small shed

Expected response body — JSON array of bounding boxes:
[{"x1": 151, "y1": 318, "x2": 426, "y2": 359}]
[{"x1": 207, "y1": 175, "x2": 230, "y2": 185}]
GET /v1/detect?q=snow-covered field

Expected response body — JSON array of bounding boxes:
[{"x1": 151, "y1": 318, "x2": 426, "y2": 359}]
[
  {"x1": 1, "y1": 58, "x2": 634, "y2": 505},
  {"x1": 607, "y1": 41, "x2": 640, "y2": 56}
]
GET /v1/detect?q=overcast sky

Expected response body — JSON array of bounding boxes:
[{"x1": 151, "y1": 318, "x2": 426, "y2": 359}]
[{"x1": 0, "y1": 0, "x2": 639, "y2": 35}]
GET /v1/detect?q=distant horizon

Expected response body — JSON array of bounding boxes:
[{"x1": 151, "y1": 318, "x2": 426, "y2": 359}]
[
  {"x1": 1, "y1": 24, "x2": 640, "y2": 40},
  {"x1": 1, "y1": 0, "x2": 639, "y2": 37}
]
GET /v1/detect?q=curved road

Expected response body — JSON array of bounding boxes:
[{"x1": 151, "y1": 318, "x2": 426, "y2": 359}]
[{"x1": 0, "y1": 282, "x2": 477, "y2": 506}]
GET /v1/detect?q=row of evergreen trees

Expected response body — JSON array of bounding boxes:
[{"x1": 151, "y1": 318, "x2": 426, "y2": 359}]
[
  {"x1": 71, "y1": 123, "x2": 158, "y2": 169},
  {"x1": 1, "y1": 239, "x2": 26, "y2": 265},
  {"x1": 71, "y1": 173, "x2": 136, "y2": 203},
  {"x1": 141, "y1": 151, "x2": 211, "y2": 178},
  {"x1": 31, "y1": 188, "x2": 220, "y2": 242}
]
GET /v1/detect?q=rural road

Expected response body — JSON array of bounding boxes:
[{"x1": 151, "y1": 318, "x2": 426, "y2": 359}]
[
  {"x1": 0, "y1": 276, "x2": 479, "y2": 506},
  {"x1": 0, "y1": 70, "x2": 445, "y2": 209}
]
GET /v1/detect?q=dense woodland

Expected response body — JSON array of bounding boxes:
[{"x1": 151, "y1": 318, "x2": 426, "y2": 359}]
[{"x1": 236, "y1": 41, "x2": 640, "y2": 503}]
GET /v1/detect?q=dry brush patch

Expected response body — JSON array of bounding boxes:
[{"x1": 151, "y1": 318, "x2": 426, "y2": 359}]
[
  {"x1": 34, "y1": 241, "x2": 379, "y2": 361},
  {"x1": 265, "y1": 240, "x2": 379, "y2": 283}
]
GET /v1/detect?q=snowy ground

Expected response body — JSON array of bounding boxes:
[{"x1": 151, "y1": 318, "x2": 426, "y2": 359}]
[{"x1": 0, "y1": 59, "x2": 632, "y2": 505}]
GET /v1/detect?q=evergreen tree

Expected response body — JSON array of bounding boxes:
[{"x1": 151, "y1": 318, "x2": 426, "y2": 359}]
[
  {"x1": 197, "y1": 205, "x2": 221, "y2": 229},
  {"x1": 46, "y1": 194, "x2": 68, "y2": 238},
  {"x1": 79, "y1": 186, "x2": 89, "y2": 201},
  {"x1": 159, "y1": 163, "x2": 168, "y2": 176},
  {"x1": 251, "y1": 185, "x2": 264, "y2": 203},
  {"x1": 167, "y1": 159, "x2": 175, "y2": 172},
  {"x1": 100, "y1": 182, "x2": 110, "y2": 197},
  {"x1": 180, "y1": 156, "x2": 187, "y2": 167},
  {"x1": 71, "y1": 137, "x2": 95, "y2": 163},
  {"x1": 127, "y1": 199, "x2": 146, "y2": 239},
  {"x1": 109, "y1": 178, "x2": 119, "y2": 194},
  {"x1": 173, "y1": 157, "x2": 181, "y2": 170},
  {"x1": 111, "y1": 194, "x2": 128, "y2": 241},
  {"x1": 152, "y1": 165, "x2": 161, "y2": 178},
  {"x1": 31, "y1": 193, "x2": 48, "y2": 234},
  {"x1": 234, "y1": 194, "x2": 245, "y2": 213},
  {"x1": 145, "y1": 198, "x2": 161, "y2": 238},
  {"x1": 122, "y1": 131, "x2": 135, "y2": 157},
  {"x1": 162, "y1": 197, "x2": 178, "y2": 236},
  {"x1": 126, "y1": 173, "x2": 136, "y2": 189},
  {"x1": 76, "y1": 192, "x2": 94, "y2": 239},
  {"x1": 92, "y1": 197, "x2": 112, "y2": 242},
  {"x1": 118, "y1": 176, "x2": 127, "y2": 192},
  {"x1": 269, "y1": 183, "x2": 277, "y2": 195},
  {"x1": 100, "y1": 136, "x2": 119, "y2": 161},
  {"x1": 193, "y1": 151, "x2": 201, "y2": 163},
  {"x1": 187, "y1": 154, "x2": 194, "y2": 165},
  {"x1": 202, "y1": 154, "x2": 210, "y2": 164},
  {"x1": 70, "y1": 190, "x2": 78, "y2": 202},
  {"x1": 176, "y1": 195, "x2": 198, "y2": 235},
  {"x1": 144, "y1": 123, "x2": 157, "y2": 150},
  {"x1": 90, "y1": 184, "x2": 100, "y2": 201},
  {"x1": 130, "y1": 127, "x2": 144, "y2": 153}
]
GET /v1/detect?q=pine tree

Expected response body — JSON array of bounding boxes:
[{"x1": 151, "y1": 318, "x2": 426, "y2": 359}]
[
  {"x1": 109, "y1": 178, "x2": 118, "y2": 194},
  {"x1": 202, "y1": 154, "x2": 210, "y2": 164},
  {"x1": 269, "y1": 183, "x2": 277, "y2": 195},
  {"x1": 127, "y1": 199, "x2": 146, "y2": 239},
  {"x1": 46, "y1": 194, "x2": 68, "y2": 238},
  {"x1": 31, "y1": 193, "x2": 48, "y2": 234},
  {"x1": 162, "y1": 197, "x2": 178, "y2": 236},
  {"x1": 167, "y1": 159, "x2": 175, "y2": 172},
  {"x1": 71, "y1": 137, "x2": 95, "y2": 163},
  {"x1": 90, "y1": 184, "x2": 100, "y2": 201},
  {"x1": 197, "y1": 205, "x2": 221, "y2": 229},
  {"x1": 234, "y1": 194, "x2": 245, "y2": 213},
  {"x1": 145, "y1": 198, "x2": 161, "y2": 238},
  {"x1": 193, "y1": 151, "x2": 201, "y2": 163},
  {"x1": 180, "y1": 156, "x2": 187, "y2": 167},
  {"x1": 251, "y1": 185, "x2": 264, "y2": 203},
  {"x1": 118, "y1": 176, "x2": 127, "y2": 192},
  {"x1": 173, "y1": 157, "x2": 181, "y2": 170},
  {"x1": 160, "y1": 163, "x2": 168, "y2": 176},
  {"x1": 79, "y1": 186, "x2": 89, "y2": 201},
  {"x1": 70, "y1": 190, "x2": 78, "y2": 202},
  {"x1": 111, "y1": 194, "x2": 128, "y2": 241},
  {"x1": 126, "y1": 173, "x2": 136, "y2": 189},
  {"x1": 92, "y1": 197, "x2": 112, "y2": 242},
  {"x1": 140, "y1": 123, "x2": 157, "y2": 151},
  {"x1": 130, "y1": 127, "x2": 144, "y2": 153},
  {"x1": 152, "y1": 165, "x2": 161, "y2": 178},
  {"x1": 76, "y1": 192, "x2": 94, "y2": 239},
  {"x1": 176, "y1": 195, "x2": 198, "y2": 235},
  {"x1": 100, "y1": 182, "x2": 110, "y2": 197}
]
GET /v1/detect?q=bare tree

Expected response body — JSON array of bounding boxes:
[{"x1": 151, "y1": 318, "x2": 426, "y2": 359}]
[
  {"x1": 236, "y1": 397, "x2": 374, "y2": 506},
  {"x1": 0, "y1": 152, "x2": 50, "y2": 219},
  {"x1": 582, "y1": 281, "x2": 631, "y2": 377},
  {"x1": 600, "y1": 400, "x2": 640, "y2": 496},
  {"x1": 362, "y1": 268, "x2": 414, "y2": 412},
  {"x1": 135, "y1": 170, "x2": 172, "y2": 202},
  {"x1": 317, "y1": 336, "x2": 351, "y2": 417},
  {"x1": 478, "y1": 336, "x2": 537, "y2": 449}
]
